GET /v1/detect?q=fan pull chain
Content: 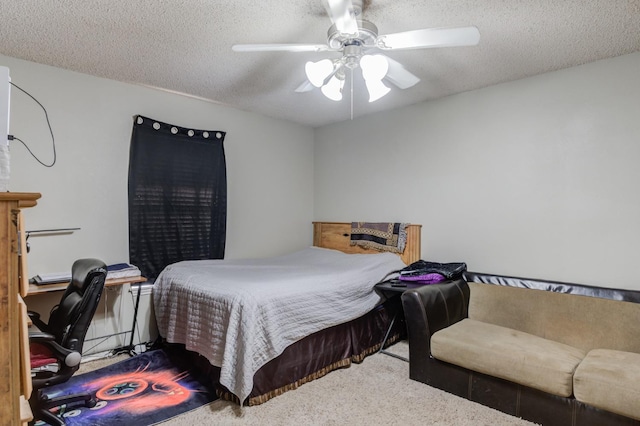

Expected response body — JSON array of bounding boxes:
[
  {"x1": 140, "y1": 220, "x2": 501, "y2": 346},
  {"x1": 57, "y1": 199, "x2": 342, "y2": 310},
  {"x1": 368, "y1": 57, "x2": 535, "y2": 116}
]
[{"x1": 350, "y1": 67, "x2": 354, "y2": 120}]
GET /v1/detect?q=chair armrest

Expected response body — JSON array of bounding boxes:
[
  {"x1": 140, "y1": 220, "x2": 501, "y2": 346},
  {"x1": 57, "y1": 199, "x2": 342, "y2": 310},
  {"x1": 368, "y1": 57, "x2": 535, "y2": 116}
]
[
  {"x1": 29, "y1": 334, "x2": 77, "y2": 363},
  {"x1": 27, "y1": 310, "x2": 50, "y2": 332},
  {"x1": 29, "y1": 333, "x2": 82, "y2": 388},
  {"x1": 401, "y1": 279, "x2": 469, "y2": 366},
  {"x1": 28, "y1": 330, "x2": 56, "y2": 342}
]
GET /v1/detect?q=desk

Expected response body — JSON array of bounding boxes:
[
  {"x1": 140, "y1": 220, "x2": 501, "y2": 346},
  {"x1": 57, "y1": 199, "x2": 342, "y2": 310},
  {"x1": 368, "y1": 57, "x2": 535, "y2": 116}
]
[
  {"x1": 374, "y1": 280, "x2": 409, "y2": 362},
  {"x1": 27, "y1": 276, "x2": 147, "y2": 296},
  {"x1": 26, "y1": 276, "x2": 148, "y2": 356}
]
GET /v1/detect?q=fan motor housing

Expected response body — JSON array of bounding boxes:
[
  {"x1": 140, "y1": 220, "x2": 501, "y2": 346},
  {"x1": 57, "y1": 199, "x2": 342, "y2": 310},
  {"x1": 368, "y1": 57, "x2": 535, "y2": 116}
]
[{"x1": 327, "y1": 19, "x2": 379, "y2": 49}]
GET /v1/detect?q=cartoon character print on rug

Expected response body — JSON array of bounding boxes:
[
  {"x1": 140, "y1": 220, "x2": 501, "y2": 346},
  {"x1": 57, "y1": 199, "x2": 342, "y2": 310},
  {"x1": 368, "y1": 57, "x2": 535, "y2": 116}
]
[{"x1": 34, "y1": 349, "x2": 217, "y2": 425}]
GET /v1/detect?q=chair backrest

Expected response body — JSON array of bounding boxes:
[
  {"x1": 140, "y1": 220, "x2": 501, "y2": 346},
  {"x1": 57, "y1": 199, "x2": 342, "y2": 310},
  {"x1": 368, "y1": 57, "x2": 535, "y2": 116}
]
[{"x1": 47, "y1": 258, "x2": 107, "y2": 351}]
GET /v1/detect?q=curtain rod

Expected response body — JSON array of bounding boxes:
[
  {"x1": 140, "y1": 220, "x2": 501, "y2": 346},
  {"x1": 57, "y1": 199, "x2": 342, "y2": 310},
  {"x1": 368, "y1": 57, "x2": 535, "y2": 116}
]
[{"x1": 26, "y1": 227, "x2": 81, "y2": 235}]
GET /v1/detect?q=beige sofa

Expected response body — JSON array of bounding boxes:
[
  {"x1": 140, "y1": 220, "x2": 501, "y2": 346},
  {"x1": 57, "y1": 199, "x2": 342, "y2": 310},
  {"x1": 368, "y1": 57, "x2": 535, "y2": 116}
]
[{"x1": 401, "y1": 272, "x2": 640, "y2": 426}]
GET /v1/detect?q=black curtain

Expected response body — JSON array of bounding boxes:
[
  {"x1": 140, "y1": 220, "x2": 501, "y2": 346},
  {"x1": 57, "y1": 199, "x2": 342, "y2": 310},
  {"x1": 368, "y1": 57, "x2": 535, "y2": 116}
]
[{"x1": 128, "y1": 115, "x2": 227, "y2": 280}]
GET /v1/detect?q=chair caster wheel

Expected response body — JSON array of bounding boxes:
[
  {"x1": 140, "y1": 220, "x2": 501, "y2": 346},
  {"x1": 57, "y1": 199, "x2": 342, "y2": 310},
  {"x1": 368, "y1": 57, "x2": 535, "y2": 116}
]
[{"x1": 87, "y1": 398, "x2": 97, "y2": 408}]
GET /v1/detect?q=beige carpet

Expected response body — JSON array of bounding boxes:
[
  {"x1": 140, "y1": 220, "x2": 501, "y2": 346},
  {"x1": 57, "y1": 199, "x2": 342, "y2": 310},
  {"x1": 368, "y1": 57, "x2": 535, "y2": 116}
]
[{"x1": 79, "y1": 342, "x2": 536, "y2": 425}]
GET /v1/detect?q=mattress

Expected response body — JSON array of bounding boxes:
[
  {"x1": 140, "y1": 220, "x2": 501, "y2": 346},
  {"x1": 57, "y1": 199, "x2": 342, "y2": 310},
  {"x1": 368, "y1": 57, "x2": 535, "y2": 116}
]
[{"x1": 153, "y1": 246, "x2": 405, "y2": 403}]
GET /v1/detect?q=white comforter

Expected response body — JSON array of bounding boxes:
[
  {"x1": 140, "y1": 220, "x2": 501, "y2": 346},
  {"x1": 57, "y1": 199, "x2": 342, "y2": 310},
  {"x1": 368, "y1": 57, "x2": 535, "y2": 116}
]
[{"x1": 153, "y1": 247, "x2": 405, "y2": 403}]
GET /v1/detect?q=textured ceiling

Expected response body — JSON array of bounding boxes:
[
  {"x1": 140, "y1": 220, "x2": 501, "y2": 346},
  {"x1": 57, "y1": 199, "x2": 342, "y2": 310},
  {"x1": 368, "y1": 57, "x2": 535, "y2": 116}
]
[{"x1": 1, "y1": 1, "x2": 639, "y2": 128}]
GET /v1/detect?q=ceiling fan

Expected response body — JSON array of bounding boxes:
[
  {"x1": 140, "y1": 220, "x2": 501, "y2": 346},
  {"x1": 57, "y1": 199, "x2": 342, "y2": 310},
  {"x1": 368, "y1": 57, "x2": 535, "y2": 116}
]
[{"x1": 232, "y1": 0, "x2": 480, "y2": 103}]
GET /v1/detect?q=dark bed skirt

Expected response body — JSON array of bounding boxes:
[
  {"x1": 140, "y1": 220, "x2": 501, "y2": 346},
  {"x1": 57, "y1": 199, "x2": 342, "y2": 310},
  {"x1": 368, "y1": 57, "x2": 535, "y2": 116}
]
[{"x1": 163, "y1": 296, "x2": 405, "y2": 405}]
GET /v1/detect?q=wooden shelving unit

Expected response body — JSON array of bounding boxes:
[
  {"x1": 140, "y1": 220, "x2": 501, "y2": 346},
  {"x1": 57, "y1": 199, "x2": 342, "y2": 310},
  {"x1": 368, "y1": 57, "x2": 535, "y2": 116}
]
[{"x1": 0, "y1": 192, "x2": 41, "y2": 425}]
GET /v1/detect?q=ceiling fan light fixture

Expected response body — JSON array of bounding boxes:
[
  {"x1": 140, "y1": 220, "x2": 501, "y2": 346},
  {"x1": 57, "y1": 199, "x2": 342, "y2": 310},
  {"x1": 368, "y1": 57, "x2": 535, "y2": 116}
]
[
  {"x1": 360, "y1": 54, "x2": 389, "y2": 81},
  {"x1": 365, "y1": 79, "x2": 390, "y2": 102},
  {"x1": 305, "y1": 59, "x2": 334, "y2": 87},
  {"x1": 321, "y1": 75, "x2": 344, "y2": 101},
  {"x1": 233, "y1": 1, "x2": 480, "y2": 109}
]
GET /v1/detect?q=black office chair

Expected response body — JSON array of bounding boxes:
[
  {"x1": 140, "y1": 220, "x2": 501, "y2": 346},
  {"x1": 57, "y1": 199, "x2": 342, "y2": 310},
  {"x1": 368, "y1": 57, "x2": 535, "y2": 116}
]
[{"x1": 28, "y1": 258, "x2": 107, "y2": 426}]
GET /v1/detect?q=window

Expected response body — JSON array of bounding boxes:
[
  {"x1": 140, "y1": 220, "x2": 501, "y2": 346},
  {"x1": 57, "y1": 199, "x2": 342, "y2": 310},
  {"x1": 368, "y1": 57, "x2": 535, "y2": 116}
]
[{"x1": 128, "y1": 115, "x2": 227, "y2": 280}]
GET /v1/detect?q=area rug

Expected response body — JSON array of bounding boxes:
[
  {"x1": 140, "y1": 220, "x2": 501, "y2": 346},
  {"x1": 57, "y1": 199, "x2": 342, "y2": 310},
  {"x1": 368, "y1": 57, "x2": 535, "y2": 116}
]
[{"x1": 35, "y1": 349, "x2": 217, "y2": 425}]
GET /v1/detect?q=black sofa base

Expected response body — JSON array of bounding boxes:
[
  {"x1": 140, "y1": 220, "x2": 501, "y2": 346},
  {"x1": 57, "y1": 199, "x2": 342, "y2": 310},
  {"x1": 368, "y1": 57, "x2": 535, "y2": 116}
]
[{"x1": 412, "y1": 356, "x2": 639, "y2": 426}]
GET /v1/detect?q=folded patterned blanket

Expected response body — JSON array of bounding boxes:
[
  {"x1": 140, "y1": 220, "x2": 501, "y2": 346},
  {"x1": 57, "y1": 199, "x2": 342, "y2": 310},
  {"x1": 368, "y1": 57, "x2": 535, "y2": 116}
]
[{"x1": 350, "y1": 222, "x2": 408, "y2": 254}]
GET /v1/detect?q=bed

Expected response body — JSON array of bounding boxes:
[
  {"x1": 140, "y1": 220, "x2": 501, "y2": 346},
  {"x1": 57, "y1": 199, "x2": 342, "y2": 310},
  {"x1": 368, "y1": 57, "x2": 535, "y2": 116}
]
[{"x1": 153, "y1": 221, "x2": 421, "y2": 405}]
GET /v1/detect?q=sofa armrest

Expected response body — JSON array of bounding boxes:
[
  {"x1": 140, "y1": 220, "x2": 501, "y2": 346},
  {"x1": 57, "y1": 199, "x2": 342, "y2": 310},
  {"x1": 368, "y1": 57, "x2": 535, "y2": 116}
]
[{"x1": 401, "y1": 278, "x2": 469, "y2": 375}]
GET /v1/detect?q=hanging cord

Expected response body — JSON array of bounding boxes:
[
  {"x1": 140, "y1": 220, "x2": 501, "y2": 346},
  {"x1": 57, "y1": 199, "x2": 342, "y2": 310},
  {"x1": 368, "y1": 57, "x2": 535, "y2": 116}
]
[
  {"x1": 83, "y1": 288, "x2": 111, "y2": 355},
  {"x1": 130, "y1": 284, "x2": 145, "y2": 352},
  {"x1": 8, "y1": 82, "x2": 57, "y2": 167},
  {"x1": 117, "y1": 284, "x2": 127, "y2": 349},
  {"x1": 350, "y1": 67, "x2": 354, "y2": 120}
]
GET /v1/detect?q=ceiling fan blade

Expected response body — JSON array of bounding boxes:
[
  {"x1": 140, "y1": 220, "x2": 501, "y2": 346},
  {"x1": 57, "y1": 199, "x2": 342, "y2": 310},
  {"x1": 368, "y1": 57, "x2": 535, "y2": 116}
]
[
  {"x1": 295, "y1": 80, "x2": 315, "y2": 93},
  {"x1": 232, "y1": 43, "x2": 331, "y2": 53},
  {"x1": 377, "y1": 26, "x2": 480, "y2": 50},
  {"x1": 323, "y1": 0, "x2": 358, "y2": 35},
  {"x1": 383, "y1": 56, "x2": 420, "y2": 89}
]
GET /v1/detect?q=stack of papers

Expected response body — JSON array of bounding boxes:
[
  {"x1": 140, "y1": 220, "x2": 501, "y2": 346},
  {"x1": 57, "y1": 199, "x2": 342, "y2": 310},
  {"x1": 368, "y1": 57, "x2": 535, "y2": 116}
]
[
  {"x1": 107, "y1": 263, "x2": 141, "y2": 280},
  {"x1": 32, "y1": 272, "x2": 72, "y2": 285},
  {"x1": 32, "y1": 263, "x2": 142, "y2": 285}
]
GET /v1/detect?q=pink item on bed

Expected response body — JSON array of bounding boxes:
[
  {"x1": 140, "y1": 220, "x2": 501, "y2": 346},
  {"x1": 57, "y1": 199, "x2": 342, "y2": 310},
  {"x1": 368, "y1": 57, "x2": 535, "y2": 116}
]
[{"x1": 398, "y1": 272, "x2": 446, "y2": 284}]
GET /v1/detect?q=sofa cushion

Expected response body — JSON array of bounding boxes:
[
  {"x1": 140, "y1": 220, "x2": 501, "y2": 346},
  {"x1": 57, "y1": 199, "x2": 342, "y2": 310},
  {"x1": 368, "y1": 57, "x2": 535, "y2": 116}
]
[
  {"x1": 467, "y1": 282, "x2": 640, "y2": 354},
  {"x1": 431, "y1": 318, "x2": 586, "y2": 397},
  {"x1": 574, "y1": 349, "x2": 640, "y2": 421}
]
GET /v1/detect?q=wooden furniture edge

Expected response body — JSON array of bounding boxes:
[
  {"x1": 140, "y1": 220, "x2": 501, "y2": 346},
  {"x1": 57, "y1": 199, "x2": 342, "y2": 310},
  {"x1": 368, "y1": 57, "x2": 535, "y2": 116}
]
[
  {"x1": 18, "y1": 297, "x2": 31, "y2": 398},
  {"x1": 313, "y1": 221, "x2": 422, "y2": 265},
  {"x1": 1, "y1": 193, "x2": 39, "y2": 424},
  {"x1": 19, "y1": 395, "x2": 32, "y2": 424},
  {"x1": 0, "y1": 192, "x2": 42, "y2": 208},
  {"x1": 18, "y1": 212, "x2": 29, "y2": 298}
]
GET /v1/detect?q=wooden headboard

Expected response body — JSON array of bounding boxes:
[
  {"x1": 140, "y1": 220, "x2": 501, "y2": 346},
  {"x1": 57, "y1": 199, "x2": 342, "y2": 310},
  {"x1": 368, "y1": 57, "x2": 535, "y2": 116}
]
[{"x1": 312, "y1": 222, "x2": 422, "y2": 265}]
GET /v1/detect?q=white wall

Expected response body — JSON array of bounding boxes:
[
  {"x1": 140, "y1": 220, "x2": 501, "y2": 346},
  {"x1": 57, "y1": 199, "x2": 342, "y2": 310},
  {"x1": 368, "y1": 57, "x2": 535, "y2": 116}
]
[
  {"x1": 315, "y1": 52, "x2": 640, "y2": 289},
  {"x1": 7, "y1": 49, "x2": 640, "y2": 351},
  {"x1": 2, "y1": 55, "x2": 315, "y2": 272},
  {"x1": 2, "y1": 55, "x2": 314, "y2": 351}
]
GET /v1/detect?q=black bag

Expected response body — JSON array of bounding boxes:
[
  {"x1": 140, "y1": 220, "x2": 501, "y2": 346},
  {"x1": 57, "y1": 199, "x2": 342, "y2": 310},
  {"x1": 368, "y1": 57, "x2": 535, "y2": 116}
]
[
  {"x1": 378, "y1": 260, "x2": 467, "y2": 286},
  {"x1": 399, "y1": 260, "x2": 467, "y2": 279}
]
